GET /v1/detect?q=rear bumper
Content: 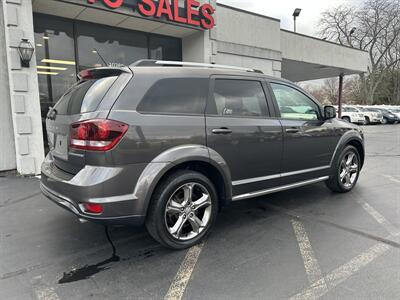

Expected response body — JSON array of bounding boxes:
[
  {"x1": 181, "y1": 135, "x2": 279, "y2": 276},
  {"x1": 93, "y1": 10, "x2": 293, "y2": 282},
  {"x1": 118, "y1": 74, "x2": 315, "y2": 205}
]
[
  {"x1": 40, "y1": 154, "x2": 147, "y2": 226},
  {"x1": 353, "y1": 118, "x2": 365, "y2": 124},
  {"x1": 371, "y1": 117, "x2": 383, "y2": 123},
  {"x1": 40, "y1": 183, "x2": 145, "y2": 226}
]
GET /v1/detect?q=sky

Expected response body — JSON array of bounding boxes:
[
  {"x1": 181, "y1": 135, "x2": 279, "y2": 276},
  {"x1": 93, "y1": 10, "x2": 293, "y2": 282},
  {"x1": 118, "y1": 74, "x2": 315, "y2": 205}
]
[{"x1": 217, "y1": 0, "x2": 360, "y2": 36}]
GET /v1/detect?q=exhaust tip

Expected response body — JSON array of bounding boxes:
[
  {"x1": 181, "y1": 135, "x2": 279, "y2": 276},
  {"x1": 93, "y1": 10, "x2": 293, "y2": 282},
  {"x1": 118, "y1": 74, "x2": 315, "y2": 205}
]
[{"x1": 78, "y1": 218, "x2": 88, "y2": 223}]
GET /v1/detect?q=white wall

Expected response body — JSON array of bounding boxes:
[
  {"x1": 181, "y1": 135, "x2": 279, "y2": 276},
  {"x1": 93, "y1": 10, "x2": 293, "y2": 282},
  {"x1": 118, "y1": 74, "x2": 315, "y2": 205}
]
[
  {"x1": 214, "y1": 5, "x2": 282, "y2": 76},
  {"x1": 0, "y1": 1, "x2": 16, "y2": 172},
  {"x1": 216, "y1": 5, "x2": 281, "y2": 52},
  {"x1": 2, "y1": 0, "x2": 44, "y2": 175},
  {"x1": 182, "y1": 31, "x2": 208, "y2": 63},
  {"x1": 281, "y1": 30, "x2": 369, "y2": 73}
]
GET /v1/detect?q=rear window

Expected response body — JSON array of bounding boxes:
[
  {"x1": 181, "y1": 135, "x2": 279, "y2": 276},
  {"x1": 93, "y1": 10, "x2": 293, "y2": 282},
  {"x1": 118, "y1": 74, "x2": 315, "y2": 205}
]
[
  {"x1": 54, "y1": 76, "x2": 117, "y2": 115},
  {"x1": 137, "y1": 78, "x2": 209, "y2": 115}
]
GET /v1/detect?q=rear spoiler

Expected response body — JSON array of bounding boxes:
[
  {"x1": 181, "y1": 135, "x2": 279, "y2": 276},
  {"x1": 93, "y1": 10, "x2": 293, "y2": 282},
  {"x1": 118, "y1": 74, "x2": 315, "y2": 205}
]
[{"x1": 78, "y1": 67, "x2": 131, "y2": 81}]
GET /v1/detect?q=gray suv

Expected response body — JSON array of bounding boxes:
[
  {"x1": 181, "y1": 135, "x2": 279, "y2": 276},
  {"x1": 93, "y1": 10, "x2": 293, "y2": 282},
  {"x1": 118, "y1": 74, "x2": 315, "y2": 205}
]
[{"x1": 41, "y1": 60, "x2": 364, "y2": 249}]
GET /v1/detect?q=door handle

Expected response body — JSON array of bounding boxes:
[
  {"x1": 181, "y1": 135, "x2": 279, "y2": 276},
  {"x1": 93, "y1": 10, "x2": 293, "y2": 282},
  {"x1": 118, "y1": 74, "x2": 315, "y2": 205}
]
[
  {"x1": 285, "y1": 127, "x2": 300, "y2": 133},
  {"x1": 212, "y1": 128, "x2": 232, "y2": 135}
]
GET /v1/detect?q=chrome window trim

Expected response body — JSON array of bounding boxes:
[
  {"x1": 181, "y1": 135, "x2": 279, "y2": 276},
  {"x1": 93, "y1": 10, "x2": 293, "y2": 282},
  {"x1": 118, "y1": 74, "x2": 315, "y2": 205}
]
[
  {"x1": 232, "y1": 176, "x2": 329, "y2": 201},
  {"x1": 232, "y1": 165, "x2": 330, "y2": 186}
]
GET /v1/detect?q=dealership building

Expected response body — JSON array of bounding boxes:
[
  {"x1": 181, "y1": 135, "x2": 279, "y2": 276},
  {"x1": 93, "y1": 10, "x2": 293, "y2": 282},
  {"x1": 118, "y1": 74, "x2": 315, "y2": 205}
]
[{"x1": 0, "y1": 0, "x2": 368, "y2": 175}]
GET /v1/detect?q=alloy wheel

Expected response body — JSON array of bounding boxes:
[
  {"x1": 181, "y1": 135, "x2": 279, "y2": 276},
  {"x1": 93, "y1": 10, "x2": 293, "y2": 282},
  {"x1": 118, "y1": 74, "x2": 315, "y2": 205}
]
[
  {"x1": 339, "y1": 152, "x2": 359, "y2": 189},
  {"x1": 164, "y1": 182, "x2": 212, "y2": 241}
]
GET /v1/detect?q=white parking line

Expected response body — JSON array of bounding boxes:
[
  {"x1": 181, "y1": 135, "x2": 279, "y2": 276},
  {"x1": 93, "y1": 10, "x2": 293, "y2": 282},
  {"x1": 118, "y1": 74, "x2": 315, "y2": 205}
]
[
  {"x1": 291, "y1": 199, "x2": 400, "y2": 300},
  {"x1": 32, "y1": 276, "x2": 60, "y2": 300},
  {"x1": 164, "y1": 241, "x2": 205, "y2": 300},
  {"x1": 291, "y1": 219, "x2": 327, "y2": 285},
  {"x1": 34, "y1": 287, "x2": 60, "y2": 300},
  {"x1": 290, "y1": 219, "x2": 328, "y2": 300},
  {"x1": 356, "y1": 199, "x2": 400, "y2": 236},
  {"x1": 383, "y1": 175, "x2": 400, "y2": 184},
  {"x1": 290, "y1": 241, "x2": 391, "y2": 300}
]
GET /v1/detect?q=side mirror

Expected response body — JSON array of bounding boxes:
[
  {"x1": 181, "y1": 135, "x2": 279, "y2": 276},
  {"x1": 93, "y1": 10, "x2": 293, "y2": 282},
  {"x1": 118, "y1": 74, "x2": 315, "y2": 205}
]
[{"x1": 324, "y1": 106, "x2": 336, "y2": 119}]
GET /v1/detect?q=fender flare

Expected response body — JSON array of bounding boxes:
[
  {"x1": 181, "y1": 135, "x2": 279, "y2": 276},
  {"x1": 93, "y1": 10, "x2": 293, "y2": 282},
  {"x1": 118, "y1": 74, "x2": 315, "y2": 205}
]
[
  {"x1": 330, "y1": 130, "x2": 365, "y2": 168},
  {"x1": 132, "y1": 145, "x2": 232, "y2": 216}
]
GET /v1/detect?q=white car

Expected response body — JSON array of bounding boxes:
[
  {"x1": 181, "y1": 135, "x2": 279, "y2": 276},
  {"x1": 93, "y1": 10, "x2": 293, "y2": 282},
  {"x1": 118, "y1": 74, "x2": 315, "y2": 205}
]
[
  {"x1": 339, "y1": 106, "x2": 366, "y2": 124},
  {"x1": 357, "y1": 107, "x2": 383, "y2": 124}
]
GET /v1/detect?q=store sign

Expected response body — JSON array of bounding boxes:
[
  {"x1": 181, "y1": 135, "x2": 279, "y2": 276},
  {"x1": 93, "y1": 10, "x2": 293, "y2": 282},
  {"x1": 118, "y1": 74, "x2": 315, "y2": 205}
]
[{"x1": 87, "y1": 0, "x2": 215, "y2": 29}]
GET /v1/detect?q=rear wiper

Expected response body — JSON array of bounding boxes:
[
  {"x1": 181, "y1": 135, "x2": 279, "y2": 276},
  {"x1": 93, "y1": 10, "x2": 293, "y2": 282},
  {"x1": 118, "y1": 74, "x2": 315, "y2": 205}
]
[{"x1": 47, "y1": 107, "x2": 58, "y2": 120}]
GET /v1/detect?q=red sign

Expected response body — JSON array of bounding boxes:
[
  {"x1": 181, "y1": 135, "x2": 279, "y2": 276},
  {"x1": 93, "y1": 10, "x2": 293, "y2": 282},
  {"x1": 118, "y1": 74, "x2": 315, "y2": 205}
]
[{"x1": 87, "y1": 0, "x2": 215, "y2": 29}]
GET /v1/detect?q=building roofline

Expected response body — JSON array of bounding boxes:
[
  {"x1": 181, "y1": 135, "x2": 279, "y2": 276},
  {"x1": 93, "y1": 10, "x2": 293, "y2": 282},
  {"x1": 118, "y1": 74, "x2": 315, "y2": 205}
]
[
  {"x1": 281, "y1": 29, "x2": 368, "y2": 53},
  {"x1": 216, "y1": 3, "x2": 281, "y2": 23}
]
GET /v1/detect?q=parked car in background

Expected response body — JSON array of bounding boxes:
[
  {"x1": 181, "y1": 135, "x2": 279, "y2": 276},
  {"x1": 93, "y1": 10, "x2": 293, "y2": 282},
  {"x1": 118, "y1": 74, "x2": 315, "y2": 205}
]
[
  {"x1": 366, "y1": 107, "x2": 399, "y2": 124},
  {"x1": 40, "y1": 60, "x2": 365, "y2": 249},
  {"x1": 356, "y1": 107, "x2": 383, "y2": 124},
  {"x1": 340, "y1": 106, "x2": 366, "y2": 124},
  {"x1": 388, "y1": 107, "x2": 400, "y2": 120}
]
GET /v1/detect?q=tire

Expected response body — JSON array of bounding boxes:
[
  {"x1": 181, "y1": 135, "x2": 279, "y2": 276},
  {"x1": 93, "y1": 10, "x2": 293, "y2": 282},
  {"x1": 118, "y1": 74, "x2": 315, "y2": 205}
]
[
  {"x1": 342, "y1": 116, "x2": 351, "y2": 123},
  {"x1": 382, "y1": 117, "x2": 388, "y2": 124},
  {"x1": 145, "y1": 170, "x2": 219, "y2": 249},
  {"x1": 326, "y1": 145, "x2": 361, "y2": 193},
  {"x1": 365, "y1": 117, "x2": 370, "y2": 125}
]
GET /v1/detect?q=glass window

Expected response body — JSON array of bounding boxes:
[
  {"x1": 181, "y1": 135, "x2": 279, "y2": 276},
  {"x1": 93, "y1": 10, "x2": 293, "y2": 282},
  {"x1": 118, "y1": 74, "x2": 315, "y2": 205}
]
[
  {"x1": 149, "y1": 35, "x2": 182, "y2": 61},
  {"x1": 137, "y1": 78, "x2": 209, "y2": 115},
  {"x1": 76, "y1": 22, "x2": 148, "y2": 70},
  {"x1": 271, "y1": 83, "x2": 320, "y2": 120},
  {"x1": 209, "y1": 79, "x2": 268, "y2": 117},
  {"x1": 54, "y1": 76, "x2": 117, "y2": 115},
  {"x1": 34, "y1": 14, "x2": 77, "y2": 112}
]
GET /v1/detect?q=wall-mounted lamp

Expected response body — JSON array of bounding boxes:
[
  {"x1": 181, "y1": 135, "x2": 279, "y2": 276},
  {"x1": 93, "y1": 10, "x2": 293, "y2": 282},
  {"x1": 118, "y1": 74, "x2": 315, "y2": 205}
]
[{"x1": 18, "y1": 38, "x2": 35, "y2": 68}]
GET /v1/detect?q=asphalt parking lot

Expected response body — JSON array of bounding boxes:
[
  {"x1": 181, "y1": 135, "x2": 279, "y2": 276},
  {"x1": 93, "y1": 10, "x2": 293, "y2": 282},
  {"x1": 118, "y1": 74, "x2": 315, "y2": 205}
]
[{"x1": 1, "y1": 124, "x2": 399, "y2": 300}]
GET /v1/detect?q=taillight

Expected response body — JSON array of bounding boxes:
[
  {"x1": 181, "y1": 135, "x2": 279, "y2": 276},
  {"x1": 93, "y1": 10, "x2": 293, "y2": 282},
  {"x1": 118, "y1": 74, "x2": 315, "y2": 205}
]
[{"x1": 70, "y1": 119, "x2": 128, "y2": 151}]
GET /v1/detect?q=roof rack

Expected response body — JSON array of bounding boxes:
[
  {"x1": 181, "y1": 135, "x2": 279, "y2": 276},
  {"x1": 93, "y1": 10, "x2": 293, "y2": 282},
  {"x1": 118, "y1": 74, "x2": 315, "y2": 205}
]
[{"x1": 131, "y1": 59, "x2": 263, "y2": 74}]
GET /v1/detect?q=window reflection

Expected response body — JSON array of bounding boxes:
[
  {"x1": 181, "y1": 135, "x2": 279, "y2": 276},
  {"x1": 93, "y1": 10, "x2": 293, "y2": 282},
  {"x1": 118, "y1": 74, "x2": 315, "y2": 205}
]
[
  {"x1": 77, "y1": 23, "x2": 148, "y2": 71},
  {"x1": 150, "y1": 35, "x2": 181, "y2": 61},
  {"x1": 34, "y1": 14, "x2": 77, "y2": 115}
]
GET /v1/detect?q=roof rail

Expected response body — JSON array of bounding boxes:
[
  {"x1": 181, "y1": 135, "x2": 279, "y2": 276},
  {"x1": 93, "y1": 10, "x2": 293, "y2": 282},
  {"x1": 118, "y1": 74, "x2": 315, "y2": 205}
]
[{"x1": 130, "y1": 59, "x2": 263, "y2": 74}]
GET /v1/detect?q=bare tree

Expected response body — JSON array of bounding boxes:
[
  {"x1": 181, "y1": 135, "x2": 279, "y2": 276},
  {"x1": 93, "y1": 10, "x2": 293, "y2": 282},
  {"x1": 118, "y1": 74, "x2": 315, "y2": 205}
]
[
  {"x1": 319, "y1": 0, "x2": 400, "y2": 104},
  {"x1": 301, "y1": 77, "x2": 360, "y2": 105}
]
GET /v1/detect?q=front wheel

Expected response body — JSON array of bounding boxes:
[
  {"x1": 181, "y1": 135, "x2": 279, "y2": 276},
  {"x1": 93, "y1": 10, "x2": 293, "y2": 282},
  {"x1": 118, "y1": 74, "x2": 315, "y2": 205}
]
[
  {"x1": 146, "y1": 170, "x2": 218, "y2": 249},
  {"x1": 382, "y1": 117, "x2": 388, "y2": 124},
  {"x1": 326, "y1": 145, "x2": 361, "y2": 193}
]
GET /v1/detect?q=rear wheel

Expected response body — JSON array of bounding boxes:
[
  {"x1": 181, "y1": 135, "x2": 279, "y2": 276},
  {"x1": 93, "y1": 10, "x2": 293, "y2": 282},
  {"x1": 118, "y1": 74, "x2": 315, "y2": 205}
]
[
  {"x1": 382, "y1": 117, "x2": 388, "y2": 124},
  {"x1": 365, "y1": 116, "x2": 370, "y2": 125},
  {"x1": 326, "y1": 145, "x2": 360, "y2": 193},
  {"x1": 146, "y1": 170, "x2": 218, "y2": 249}
]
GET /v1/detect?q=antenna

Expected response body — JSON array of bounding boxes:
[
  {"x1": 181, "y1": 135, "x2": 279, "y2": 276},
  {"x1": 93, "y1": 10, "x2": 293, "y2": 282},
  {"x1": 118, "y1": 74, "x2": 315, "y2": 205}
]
[{"x1": 92, "y1": 48, "x2": 108, "y2": 66}]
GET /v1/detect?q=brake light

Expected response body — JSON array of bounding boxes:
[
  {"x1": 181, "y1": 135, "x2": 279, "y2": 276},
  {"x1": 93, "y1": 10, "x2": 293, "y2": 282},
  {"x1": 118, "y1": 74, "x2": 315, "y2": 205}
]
[{"x1": 70, "y1": 119, "x2": 128, "y2": 151}]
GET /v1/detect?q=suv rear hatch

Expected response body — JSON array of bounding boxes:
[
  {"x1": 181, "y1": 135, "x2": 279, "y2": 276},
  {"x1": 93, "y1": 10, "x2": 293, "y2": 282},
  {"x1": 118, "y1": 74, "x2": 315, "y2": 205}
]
[{"x1": 46, "y1": 67, "x2": 132, "y2": 175}]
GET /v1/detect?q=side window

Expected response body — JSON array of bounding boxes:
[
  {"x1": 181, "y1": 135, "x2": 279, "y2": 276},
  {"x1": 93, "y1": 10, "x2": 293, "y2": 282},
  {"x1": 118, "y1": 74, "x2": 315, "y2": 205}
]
[
  {"x1": 270, "y1": 83, "x2": 320, "y2": 121},
  {"x1": 137, "y1": 78, "x2": 208, "y2": 115},
  {"x1": 209, "y1": 79, "x2": 269, "y2": 117}
]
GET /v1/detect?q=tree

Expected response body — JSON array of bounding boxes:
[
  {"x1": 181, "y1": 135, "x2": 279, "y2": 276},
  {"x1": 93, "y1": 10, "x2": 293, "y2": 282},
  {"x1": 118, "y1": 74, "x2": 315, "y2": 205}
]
[
  {"x1": 301, "y1": 76, "x2": 362, "y2": 105},
  {"x1": 319, "y1": 0, "x2": 400, "y2": 104}
]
